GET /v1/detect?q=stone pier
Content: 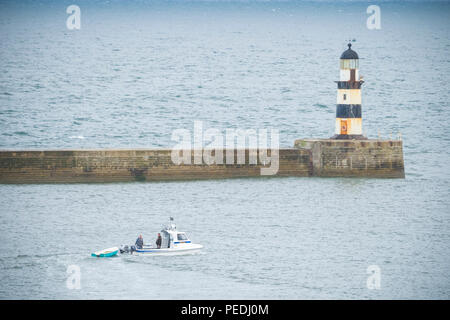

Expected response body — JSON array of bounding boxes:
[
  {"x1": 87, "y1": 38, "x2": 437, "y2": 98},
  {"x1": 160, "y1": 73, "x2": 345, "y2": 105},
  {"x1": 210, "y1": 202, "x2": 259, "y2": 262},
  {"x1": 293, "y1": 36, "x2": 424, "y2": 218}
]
[{"x1": 0, "y1": 140, "x2": 404, "y2": 183}]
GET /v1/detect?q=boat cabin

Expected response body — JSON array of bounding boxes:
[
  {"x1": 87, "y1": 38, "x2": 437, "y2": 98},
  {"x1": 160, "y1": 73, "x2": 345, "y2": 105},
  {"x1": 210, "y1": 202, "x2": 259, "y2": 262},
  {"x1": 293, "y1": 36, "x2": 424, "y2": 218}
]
[{"x1": 160, "y1": 222, "x2": 192, "y2": 248}]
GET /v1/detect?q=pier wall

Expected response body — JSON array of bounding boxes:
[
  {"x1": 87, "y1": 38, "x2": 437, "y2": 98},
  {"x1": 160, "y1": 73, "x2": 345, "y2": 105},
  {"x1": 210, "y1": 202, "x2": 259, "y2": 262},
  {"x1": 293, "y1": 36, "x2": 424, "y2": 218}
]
[
  {"x1": 0, "y1": 149, "x2": 311, "y2": 183},
  {"x1": 0, "y1": 140, "x2": 404, "y2": 183}
]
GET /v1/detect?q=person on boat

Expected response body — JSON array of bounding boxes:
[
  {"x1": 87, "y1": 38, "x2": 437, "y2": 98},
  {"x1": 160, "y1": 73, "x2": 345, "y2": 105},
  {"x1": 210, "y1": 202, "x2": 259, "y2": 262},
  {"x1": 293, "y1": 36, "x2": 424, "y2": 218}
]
[
  {"x1": 156, "y1": 233, "x2": 162, "y2": 249},
  {"x1": 135, "y1": 234, "x2": 144, "y2": 249}
]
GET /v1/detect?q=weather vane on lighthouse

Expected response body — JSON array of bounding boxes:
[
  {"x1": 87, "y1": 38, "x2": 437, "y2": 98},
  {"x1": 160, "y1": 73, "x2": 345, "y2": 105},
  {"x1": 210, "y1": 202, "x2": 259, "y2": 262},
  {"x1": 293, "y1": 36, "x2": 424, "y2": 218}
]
[{"x1": 331, "y1": 42, "x2": 367, "y2": 140}]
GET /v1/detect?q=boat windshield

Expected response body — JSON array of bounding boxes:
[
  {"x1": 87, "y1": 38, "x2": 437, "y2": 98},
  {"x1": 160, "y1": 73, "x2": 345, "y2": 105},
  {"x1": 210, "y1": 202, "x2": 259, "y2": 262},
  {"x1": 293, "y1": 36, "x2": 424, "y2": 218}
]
[{"x1": 177, "y1": 233, "x2": 188, "y2": 241}]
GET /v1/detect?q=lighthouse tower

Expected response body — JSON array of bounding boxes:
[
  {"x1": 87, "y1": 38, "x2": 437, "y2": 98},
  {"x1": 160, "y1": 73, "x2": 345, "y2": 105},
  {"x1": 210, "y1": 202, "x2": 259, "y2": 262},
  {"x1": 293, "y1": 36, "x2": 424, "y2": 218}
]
[{"x1": 332, "y1": 43, "x2": 366, "y2": 140}]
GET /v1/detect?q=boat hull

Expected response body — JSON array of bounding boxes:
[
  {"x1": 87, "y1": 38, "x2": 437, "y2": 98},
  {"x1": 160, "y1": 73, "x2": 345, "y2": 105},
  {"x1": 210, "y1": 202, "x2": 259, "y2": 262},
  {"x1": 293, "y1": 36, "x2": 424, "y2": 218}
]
[{"x1": 133, "y1": 244, "x2": 203, "y2": 256}]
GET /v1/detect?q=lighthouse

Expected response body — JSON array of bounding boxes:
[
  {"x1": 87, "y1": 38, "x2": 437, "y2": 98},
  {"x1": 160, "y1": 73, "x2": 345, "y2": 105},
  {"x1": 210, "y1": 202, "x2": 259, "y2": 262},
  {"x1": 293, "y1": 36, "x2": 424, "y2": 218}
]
[{"x1": 332, "y1": 43, "x2": 366, "y2": 140}]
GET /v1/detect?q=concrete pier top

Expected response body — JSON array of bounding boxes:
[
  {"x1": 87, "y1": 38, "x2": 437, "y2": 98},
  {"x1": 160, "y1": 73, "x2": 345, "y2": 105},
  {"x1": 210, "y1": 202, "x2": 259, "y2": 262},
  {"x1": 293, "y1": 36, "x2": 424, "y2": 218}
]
[{"x1": 294, "y1": 138, "x2": 403, "y2": 147}]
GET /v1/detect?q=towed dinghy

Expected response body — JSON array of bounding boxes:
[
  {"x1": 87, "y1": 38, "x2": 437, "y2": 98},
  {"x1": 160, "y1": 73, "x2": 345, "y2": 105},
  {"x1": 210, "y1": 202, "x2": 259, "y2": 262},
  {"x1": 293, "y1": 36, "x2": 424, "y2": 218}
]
[
  {"x1": 91, "y1": 247, "x2": 119, "y2": 257},
  {"x1": 120, "y1": 218, "x2": 203, "y2": 256}
]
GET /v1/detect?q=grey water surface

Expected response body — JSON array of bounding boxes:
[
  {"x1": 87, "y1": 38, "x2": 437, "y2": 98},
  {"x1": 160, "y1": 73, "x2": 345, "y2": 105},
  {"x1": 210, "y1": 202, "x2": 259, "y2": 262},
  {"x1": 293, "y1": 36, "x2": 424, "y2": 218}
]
[{"x1": 0, "y1": 1, "x2": 449, "y2": 299}]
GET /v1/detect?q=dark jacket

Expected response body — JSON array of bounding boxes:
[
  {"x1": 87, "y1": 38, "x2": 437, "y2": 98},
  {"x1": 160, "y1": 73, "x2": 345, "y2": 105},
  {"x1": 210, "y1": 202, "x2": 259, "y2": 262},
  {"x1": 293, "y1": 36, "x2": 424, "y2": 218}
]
[
  {"x1": 156, "y1": 236, "x2": 162, "y2": 247},
  {"x1": 135, "y1": 237, "x2": 144, "y2": 249}
]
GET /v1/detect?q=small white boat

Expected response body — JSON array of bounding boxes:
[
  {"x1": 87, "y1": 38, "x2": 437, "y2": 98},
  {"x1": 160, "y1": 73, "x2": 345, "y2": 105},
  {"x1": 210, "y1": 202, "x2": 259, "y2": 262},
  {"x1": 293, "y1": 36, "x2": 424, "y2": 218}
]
[{"x1": 120, "y1": 218, "x2": 203, "y2": 256}]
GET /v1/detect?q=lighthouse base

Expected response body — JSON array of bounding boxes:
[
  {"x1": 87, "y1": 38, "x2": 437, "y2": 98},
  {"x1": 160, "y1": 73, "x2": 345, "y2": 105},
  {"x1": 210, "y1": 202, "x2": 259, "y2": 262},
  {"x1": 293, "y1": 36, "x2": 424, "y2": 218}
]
[
  {"x1": 330, "y1": 134, "x2": 367, "y2": 140},
  {"x1": 294, "y1": 139, "x2": 405, "y2": 178}
]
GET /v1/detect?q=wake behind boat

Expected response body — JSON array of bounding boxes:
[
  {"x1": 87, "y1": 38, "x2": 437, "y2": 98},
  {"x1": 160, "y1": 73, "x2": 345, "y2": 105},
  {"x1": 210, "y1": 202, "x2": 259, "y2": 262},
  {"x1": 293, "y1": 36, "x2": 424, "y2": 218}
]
[{"x1": 120, "y1": 218, "x2": 203, "y2": 256}]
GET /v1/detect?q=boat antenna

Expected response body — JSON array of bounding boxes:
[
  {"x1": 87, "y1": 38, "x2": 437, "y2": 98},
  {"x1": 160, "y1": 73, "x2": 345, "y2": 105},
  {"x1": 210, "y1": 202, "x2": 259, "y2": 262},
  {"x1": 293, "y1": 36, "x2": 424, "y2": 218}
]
[{"x1": 168, "y1": 217, "x2": 176, "y2": 230}]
